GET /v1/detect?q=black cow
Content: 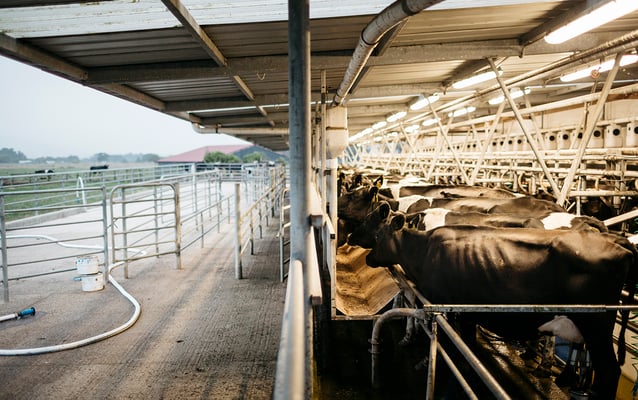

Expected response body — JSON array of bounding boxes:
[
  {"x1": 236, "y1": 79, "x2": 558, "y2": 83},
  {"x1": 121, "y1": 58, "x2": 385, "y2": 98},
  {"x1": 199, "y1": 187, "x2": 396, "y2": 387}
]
[
  {"x1": 90, "y1": 164, "x2": 109, "y2": 171},
  {"x1": 404, "y1": 194, "x2": 566, "y2": 215},
  {"x1": 337, "y1": 185, "x2": 398, "y2": 246},
  {"x1": 398, "y1": 184, "x2": 520, "y2": 199},
  {"x1": 349, "y1": 206, "x2": 638, "y2": 399},
  {"x1": 419, "y1": 207, "x2": 608, "y2": 233}
]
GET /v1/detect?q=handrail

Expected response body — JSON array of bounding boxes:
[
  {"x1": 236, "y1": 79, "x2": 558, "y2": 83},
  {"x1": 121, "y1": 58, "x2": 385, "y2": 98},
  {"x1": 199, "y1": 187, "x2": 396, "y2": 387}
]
[{"x1": 273, "y1": 259, "x2": 306, "y2": 400}]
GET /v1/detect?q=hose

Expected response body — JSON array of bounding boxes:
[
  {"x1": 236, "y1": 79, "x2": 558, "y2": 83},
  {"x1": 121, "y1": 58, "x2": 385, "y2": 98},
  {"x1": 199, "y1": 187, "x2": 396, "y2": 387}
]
[{"x1": 0, "y1": 235, "x2": 143, "y2": 355}]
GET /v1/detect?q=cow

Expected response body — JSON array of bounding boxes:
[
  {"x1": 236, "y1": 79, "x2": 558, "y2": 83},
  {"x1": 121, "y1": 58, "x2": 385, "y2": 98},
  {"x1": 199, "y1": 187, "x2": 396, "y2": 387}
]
[
  {"x1": 398, "y1": 184, "x2": 521, "y2": 199},
  {"x1": 404, "y1": 194, "x2": 566, "y2": 215},
  {"x1": 420, "y1": 207, "x2": 608, "y2": 233},
  {"x1": 337, "y1": 185, "x2": 398, "y2": 246},
  {"x1": 348, "y1": 205, "x2": 638, "y2": 399},
  {"x1": 90, "y1": 164, "x2": 109, "y2": 171}
]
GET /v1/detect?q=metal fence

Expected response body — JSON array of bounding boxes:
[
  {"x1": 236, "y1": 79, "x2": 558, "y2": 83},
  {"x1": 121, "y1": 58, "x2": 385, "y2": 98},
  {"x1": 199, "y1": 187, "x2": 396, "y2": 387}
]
[{"x1": 0, "y1": 163, "x2": 287, "y2": 302}]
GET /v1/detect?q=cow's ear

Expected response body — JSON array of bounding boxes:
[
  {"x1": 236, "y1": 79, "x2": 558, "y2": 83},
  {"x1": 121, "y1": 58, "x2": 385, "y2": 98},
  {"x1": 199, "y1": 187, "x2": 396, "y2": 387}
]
[
  {"x1": 367, "y1": 186, "x2": 379, "y2": 199},
  {"x1": 405, "y1": 213, "x2": 421, "y2": 229},
  {"x1": 379, "y1": 202, "x2": 390, "y2": 218},
  {"x1": 373, "y1": 176, "x2": 383, "y2": 188},
  {"x1": 390, "y1": 214, "x2": 405, "y2": 231}
]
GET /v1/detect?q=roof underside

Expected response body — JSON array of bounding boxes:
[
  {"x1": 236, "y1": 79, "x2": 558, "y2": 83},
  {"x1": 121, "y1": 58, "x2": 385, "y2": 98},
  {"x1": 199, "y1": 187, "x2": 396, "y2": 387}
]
[{"x1": 2, "y1": 0, "x2": 638, "y2": 152}]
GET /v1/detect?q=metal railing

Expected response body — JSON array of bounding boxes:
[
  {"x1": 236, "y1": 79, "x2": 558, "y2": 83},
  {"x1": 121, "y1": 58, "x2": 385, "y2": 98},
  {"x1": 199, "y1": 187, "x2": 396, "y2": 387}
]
[
  {"x1": 370, "y1": 264, "x2": 638, "y2": 399},
  {"x1": 233, "y1": 167, "x2": 287, "y2": 279},
  {"x1": 1, "y1": 164, "x2": 286, "y2": 302},
  {"x1": 0, "y1": 186, "x2": 110, "y2": 302},
  {"x1": 278, "y1": 188, "x2": 291, "y2": 282}
]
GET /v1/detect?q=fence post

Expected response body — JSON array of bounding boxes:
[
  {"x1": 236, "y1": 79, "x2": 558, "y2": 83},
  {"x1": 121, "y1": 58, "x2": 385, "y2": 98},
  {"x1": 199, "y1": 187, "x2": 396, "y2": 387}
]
[
  {"x1": 234, "y1": 183, "x2": 242, "y2": 279},
  {"x1": 101, "y1": 186, "x2": 110, "y2": 282},
  {"x1": 1, "y1": 192, "x2": 8, "y2": 302}
]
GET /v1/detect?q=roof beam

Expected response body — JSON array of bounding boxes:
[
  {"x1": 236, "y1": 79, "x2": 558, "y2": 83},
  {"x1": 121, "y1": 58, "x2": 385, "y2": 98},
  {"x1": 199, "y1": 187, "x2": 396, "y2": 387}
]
[
  {"x1": 161, "y1": 0, "x2": 226, "y2": 66},
  {"x1": 199, "y1": 112, "x2": 289, "y2": 126},
  {"x1": 85, "y1": 33, "x2": 625, "y2": 86},
  {"x1": 161, "y1": 0, "x2": 259, "y2": 109}
]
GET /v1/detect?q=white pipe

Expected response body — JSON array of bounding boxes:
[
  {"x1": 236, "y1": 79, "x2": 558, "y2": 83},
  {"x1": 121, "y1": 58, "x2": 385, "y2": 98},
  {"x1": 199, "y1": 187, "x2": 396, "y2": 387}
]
[
  {"x1": 332, "y1": 0, "x2": 445, "y2": 106},
  {"x1": 0, "y1": 235, "x2": 143, "y2": 356}
]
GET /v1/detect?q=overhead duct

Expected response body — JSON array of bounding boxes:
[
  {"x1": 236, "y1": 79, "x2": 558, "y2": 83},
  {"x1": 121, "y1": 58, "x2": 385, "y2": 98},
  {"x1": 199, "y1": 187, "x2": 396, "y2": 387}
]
[
  {"x1": 191, "y1": 123, "x2": 288, "y2": 135},
  {"x1": 332, "y1": 0, "x2": 445, "y2": 106}
]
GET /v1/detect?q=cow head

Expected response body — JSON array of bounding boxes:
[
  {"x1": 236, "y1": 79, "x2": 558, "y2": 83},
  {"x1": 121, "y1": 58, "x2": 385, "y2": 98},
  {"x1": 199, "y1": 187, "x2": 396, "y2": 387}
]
[
  {"x1": 365, "y1": 213, "x2": 406, "y2": 268},
  {"x1": 347, "y1": 201, "x2": 391, "y2": 248},
  {"x1": 348, "y1": 201, "x2": 421, "y2": 248},
  {"x1": 337, "y1": 185, "x2": 380, "y2": 222}
]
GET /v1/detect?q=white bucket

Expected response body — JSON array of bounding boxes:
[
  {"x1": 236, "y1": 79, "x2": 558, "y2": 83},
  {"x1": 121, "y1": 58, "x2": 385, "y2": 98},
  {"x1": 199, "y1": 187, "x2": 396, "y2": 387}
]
[
  {"x1": 81, "y1": 272, "x2": 104, "y2": 292},
  {"x1": 76, "y1": 256, "x2": 100, "y2": 275}
]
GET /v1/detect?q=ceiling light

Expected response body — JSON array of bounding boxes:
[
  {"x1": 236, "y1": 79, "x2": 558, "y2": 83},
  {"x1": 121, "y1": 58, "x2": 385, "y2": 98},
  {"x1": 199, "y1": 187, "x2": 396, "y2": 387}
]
[
  {"x1": 372, "y1": 120, "x2": 387, "y2": 130},
  {"x1": 545, "y1": 0, "x2": 638, "y2": 44},
  {"x1": 452, "y1": 69, "x2": 503, "y2": 89},
  {"x1": 348, "y1": 127, "x2": 374, "y2": 142},
  {"x1": 448, "y1": 106, "x2": 476, "y2": 118},
  {"x1": 404, "y1": 124, "x2": 420, "y2": 133},
  {"x1": 422, "y1": 117, "x2": 440, "y2": 127},
  {"x1": 386, "y1": 110, "x2": 407, "y2": 122},
  {"x1": 488, "y1": 87, "x2": 531, "y2": 105},
  {"x1": 560, "y1": 54, "x2": 638, "y2": 82},
  {"x1": 409, "y1": 94, "x2": 440, "y2": 111}
]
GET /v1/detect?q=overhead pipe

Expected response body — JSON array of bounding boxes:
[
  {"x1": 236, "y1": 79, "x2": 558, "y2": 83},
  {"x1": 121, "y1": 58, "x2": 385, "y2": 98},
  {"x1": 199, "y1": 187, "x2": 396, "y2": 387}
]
[
  {"x1": 191, "y1": 123, "x2": 288, "y2": 135},
  {"x1": 332, "y1": 0, "x2": 445, "y2": 106},
  {"x1": 433, "y1": 28, "x2": 638, "y2": 117}
]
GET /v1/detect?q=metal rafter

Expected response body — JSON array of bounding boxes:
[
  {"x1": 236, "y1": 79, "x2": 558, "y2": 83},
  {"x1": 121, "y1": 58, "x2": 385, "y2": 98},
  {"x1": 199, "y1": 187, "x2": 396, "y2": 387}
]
[{"x1": 160, "y1": 0, "x2": 270, "y2": 122}]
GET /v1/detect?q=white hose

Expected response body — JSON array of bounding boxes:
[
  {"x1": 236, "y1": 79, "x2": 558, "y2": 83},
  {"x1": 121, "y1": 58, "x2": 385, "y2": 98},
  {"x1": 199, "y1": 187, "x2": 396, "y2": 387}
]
[{"x1": 0, "y1": 235, "x2": 143, "y2": 355}]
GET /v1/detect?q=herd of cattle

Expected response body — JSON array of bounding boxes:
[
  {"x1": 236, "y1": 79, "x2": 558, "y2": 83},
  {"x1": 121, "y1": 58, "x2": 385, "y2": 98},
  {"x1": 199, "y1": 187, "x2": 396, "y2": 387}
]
[{"x1": 336, "y1": 170, "x2": 638, "y2": 399}]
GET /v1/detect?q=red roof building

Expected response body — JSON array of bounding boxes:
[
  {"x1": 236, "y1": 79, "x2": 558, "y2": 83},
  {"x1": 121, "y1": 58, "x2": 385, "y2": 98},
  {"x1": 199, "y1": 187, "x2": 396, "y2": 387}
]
[{"x1": 158, "y1": 145, "x2": 252, "y2": 163}]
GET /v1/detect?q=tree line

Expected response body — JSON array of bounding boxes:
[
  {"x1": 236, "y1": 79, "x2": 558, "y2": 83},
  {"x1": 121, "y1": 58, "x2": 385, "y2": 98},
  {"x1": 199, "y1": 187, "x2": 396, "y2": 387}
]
[{"x1": 0, "y1": 148, "x2": 161, "y2": 164}]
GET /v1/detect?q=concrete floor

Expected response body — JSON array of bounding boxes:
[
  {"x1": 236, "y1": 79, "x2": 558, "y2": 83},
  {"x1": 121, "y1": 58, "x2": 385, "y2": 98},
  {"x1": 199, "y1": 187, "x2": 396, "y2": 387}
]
[{"x1": 0, "y1": 219, "x2": 286, "y2": 400}]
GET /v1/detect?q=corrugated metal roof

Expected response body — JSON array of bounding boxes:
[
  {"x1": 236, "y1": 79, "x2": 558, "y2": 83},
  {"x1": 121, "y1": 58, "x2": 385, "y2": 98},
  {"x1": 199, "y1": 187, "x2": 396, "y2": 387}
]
[{"x1": 2, "y1": 0, "x2": 638, "y2": 151}]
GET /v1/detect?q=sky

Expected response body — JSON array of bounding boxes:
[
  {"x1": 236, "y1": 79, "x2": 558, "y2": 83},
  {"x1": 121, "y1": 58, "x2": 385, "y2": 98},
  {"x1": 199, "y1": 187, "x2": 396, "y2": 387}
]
[{"x1": 0, "y1": 56, "x2": 249, "y2": 159}]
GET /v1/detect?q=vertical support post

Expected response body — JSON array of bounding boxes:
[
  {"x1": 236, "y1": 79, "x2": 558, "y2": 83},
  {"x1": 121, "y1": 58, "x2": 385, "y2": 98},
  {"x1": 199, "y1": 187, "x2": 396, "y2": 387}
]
[
  {"x1": 274, "y1": 0, "x2": 311, "y2": 399},
  {"x1": 234, "y1": 183, "x2": 242, "y2": 279},
  {"x1": 121, "y1": 187, "x2": 129, "y2": 278},
  {"x1": 174, "y1": 182, "x2": 182, "y2": 271},
  {"x1": 426, "y1": 319, "x2": 438, "y2": 400},
  {"x1": 0, "y1": 191, "x2": 8, "y2": 302},
  {"x1": 101, "y1": 186, "x2": 110, "y2": 282}
]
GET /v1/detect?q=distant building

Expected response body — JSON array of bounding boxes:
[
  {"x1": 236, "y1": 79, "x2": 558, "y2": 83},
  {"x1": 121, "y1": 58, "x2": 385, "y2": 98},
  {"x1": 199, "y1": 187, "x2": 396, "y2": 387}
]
[{"x1": 158, "y1": 144, "x2": 287, "y2": 165}]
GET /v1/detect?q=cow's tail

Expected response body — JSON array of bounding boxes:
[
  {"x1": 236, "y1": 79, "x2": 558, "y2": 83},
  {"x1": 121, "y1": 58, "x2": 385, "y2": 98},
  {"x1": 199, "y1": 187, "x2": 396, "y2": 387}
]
[{"x1": 617, "y1": 237, "x2": 638, "y2": 365}]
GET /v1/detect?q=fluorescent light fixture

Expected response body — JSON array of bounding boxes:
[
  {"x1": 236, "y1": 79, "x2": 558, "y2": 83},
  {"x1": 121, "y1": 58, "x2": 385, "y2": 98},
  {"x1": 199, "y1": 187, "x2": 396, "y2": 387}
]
[
  {"x1": 422, "y1": 117, "x2": 440, "y2": 127},
  {"x1": 560, "y1": 54, "x2": 638, "y2": 82},
  {"x1": 448, "y1": 106, "x2": 476, "y2": 118},
  {"x1": 409, "y1": 93, "x2": 440, "y2": 111},
  {"x1": 372, "y1": 120, "x2": 388, "y2": 130},
  {"x1": 404, "y1": 124, "x2": 420, "y2": 133},
  {"x1": 348, "y1": 127, "x2": 374, "y2": 142},
  {"x1": 545, "y1": 0, "x2": 638, "y2": 44},
  {"x1": 488, "y1": 87, "x2": 531, "y2": 105},
  {"x1": 386, "y1": 110, "x2": 407, "y2": 122},
  {"x1": 452, "y1": 69, "x2": 502, "y2": 89}
]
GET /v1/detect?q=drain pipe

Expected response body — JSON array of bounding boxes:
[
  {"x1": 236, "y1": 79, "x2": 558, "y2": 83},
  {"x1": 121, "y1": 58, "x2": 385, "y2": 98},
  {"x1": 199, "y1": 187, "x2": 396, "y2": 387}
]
[
  {"x1": 371, "y1": 308, "x2": 426, "y2": 388},
  {"x1": 332, "y1": 0, "x2": 445, "y2": 106}
]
